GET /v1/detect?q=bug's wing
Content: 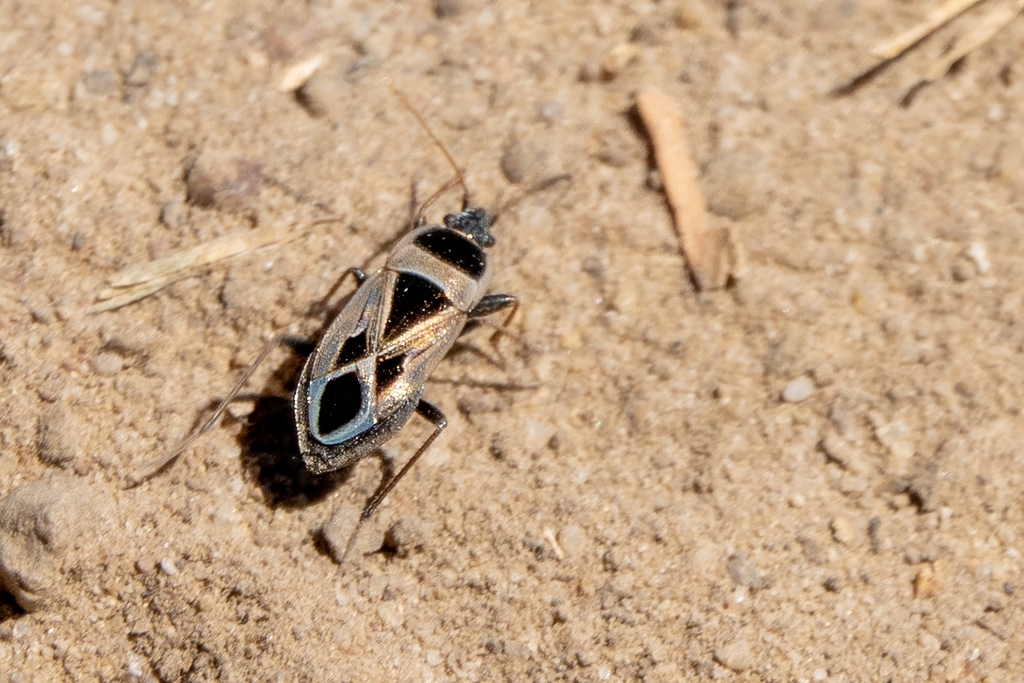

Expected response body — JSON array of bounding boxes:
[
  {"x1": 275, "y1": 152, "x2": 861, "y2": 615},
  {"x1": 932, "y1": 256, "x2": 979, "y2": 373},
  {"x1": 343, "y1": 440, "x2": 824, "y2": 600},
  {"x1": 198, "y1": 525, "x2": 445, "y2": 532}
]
[{"x1": 303, "y1": 273, "x2": 389, "y2": 447}]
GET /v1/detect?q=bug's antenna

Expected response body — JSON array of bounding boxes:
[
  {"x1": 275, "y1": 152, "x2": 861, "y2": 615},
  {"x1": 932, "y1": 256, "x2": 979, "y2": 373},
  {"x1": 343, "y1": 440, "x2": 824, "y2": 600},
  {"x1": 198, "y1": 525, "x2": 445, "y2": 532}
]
[
  {"x1": 491, "y1": 173, "x2": 572, "y2": 225},
  {"x1": 386, "y1": 79, "x2": 471, "y2": 211}
]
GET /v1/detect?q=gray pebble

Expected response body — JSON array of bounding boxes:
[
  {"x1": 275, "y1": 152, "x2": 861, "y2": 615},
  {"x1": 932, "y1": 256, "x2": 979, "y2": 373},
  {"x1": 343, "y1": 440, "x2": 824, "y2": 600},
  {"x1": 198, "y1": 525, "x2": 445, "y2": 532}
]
[
  {"x1": 0, "y1": 476, "x2": 118, "y2": 611},
  {"x1": 36, "y1": 405, "x2": 79, "y2": 467},
  {"x1": 500, "y1": 138, "x2": 532, "y2": 184},
  {"x1": 82, "y1": 70, "x2": 116, "y2": 96},
  {"x1": 124, "y1": 53, "x2": 157, "y2": 87},
  {"x1": 727, "y1": 552, "x2": 769, "y2": 589},
  {"x1": 714, "y1": 639, "x2": 752, "y2": 672},
  {"x1": 781, "y1": 376, "x2": 814, "y2": 403},
  {"x1": 703, "y1": 151, "x2": 770, "y2": 220},
  {"x1": 160, "y1": 199, "x2": 187, "y2": 229},
  {"x1": 537, "y1": 100, "x2": 562, "y2": 123},
  {"x1": 158, "y1": 558, "x2": 178, "y2": 576}
]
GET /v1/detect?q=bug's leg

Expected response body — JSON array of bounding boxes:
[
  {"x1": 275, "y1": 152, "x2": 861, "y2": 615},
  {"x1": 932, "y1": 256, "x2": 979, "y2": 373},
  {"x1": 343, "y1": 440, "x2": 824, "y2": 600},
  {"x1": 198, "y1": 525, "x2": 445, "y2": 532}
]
[
  {"x1": 338, "y1": 399, "x2": 448, "y2": 565},
  {"x1": 466, "y1": 293, "x2": 520, "y2": 362},
  {"x1": 124, "y1": 333, "x2": 288, "y2": 488}
]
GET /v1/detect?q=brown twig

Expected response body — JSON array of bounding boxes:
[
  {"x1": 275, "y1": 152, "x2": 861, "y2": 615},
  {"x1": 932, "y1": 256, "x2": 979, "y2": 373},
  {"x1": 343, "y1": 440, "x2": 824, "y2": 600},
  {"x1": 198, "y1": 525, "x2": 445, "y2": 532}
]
[{"x1": 636, "y1": 87, "x2": 739, "y2": 291}]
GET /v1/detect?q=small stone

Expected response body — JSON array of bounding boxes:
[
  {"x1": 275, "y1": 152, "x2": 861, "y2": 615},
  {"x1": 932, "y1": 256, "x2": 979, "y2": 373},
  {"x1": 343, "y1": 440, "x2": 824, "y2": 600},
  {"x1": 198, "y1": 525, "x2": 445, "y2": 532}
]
[
  {"x1": 600, "y1": 43, "x2": 640, "y2": 80},
  {"x1": 727, "y1": 553, "x2": 769, "y2": 589},
  {"x1": 675, "y1": 1, "x2": 709, "y2": 29},
  {"x1": 91, "y1": 351, "x2": 123, "y2": 377},
  {"x1": 714, "y1": 639, "x2": 752, "y2": 672},
  {"x1": 36, "y1": 405, "x2": 79, "y2": 467},
  {"x1": 781, "y1": 376, "x2": 814, "y2": 403},
  {"x1": 297, "y1": 63, "x2": 351, "y2": 120},
  {"x1": 819, "y1": 433, "x2": 870, "y2": 476},
  {"x1": 124, "y1": 53, "x2": 157, "y2": 87},
  {"x1": 82, "y1": 70, "x2": 116, "y2": 96},
  {"x1": 537, "y1": 100, "x2": 562, "y2": 123},
  {"x1": 382, "y1": 518, "x2": 425, "y2": 557},
  {"x1": 186, "y1": 151, "x2": 264, "y2": 211},
  {"x1": 556, "y1": 525, "x2": 587, "y2": 559},
  {"x1": 951, "y1": 258, "x2": 975, "y2": 282},
  {"x1": 0, "y1": 476, "x2": 119, "y2": 611},
  {"x1": 434, "y1": 0, "x2": 470, "y2": 18},
  {"x1": 377, "y1": 602, "x2": 404, "y2": 629},
  {"x1": 158, "y1": 558, "x2": 178, "y2": 576},
  {"x1": 704, "y1": 151, "x2": 771, "y2": 220},
  {"x1": 160, "y1": 199, "x2": 187, "y2": 229},
  {"x1": 914, "y1": 564, "x2": 939, "y2": 599},
  {"x1": 100, "y1": 123, "x2": 117, "y2": 146},
  {"x1": 967, "y1": 242, "x2": 990, "y2": 275},
  {"x1": 830, "y1": 516, "x2": 853, "y2": 545},
  {"x1": 500, "y1": 138, "x2": 531, "y2": 184}
]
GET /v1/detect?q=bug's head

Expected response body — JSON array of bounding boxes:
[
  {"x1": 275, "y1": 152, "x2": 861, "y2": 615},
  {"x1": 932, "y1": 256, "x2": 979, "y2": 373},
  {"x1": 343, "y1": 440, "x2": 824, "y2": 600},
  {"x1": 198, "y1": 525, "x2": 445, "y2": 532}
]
[{"x1": 443, "y1": 207, "x2": 495, "y2": 248}]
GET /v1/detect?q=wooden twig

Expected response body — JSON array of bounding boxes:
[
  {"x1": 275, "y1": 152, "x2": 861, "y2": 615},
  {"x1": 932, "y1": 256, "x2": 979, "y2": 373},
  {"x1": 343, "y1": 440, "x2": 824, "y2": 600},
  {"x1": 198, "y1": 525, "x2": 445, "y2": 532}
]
[{"x1": 636, "y1": 88, "x2": 739, "y2": 291}]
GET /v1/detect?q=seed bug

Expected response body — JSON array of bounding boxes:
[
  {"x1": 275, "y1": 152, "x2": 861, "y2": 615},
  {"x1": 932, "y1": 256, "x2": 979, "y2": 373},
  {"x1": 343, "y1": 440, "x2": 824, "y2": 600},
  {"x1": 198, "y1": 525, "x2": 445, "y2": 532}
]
[{"x1": 132, "y1": 84, "x2": 527, "y2": 563}]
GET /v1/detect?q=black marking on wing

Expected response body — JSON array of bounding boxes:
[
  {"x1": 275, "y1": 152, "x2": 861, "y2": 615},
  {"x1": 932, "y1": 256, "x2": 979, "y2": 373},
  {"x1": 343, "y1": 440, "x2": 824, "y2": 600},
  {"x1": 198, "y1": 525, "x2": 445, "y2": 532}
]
[
  {"x1": 316, "y1": 372, "x2": 362, "y2": 435},
  {"x1": 334, "y1": 329, "x2": 367, "y2": 369},
  {"x1": 375, "y1": 355, "x2": 405, "y2": 396},
  {"x1": 414, "y1": 228, "x2": 487, "y2": 279},
  {"x1": 384, "y1": 272, "x2": 449, "y2": 342}
]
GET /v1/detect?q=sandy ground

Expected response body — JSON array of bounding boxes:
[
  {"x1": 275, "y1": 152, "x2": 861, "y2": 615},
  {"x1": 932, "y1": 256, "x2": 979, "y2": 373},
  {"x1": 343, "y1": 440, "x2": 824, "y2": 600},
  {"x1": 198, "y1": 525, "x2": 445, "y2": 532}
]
[{"x1": 1, "y1": 0, "x2": 1023, "y2": 681}]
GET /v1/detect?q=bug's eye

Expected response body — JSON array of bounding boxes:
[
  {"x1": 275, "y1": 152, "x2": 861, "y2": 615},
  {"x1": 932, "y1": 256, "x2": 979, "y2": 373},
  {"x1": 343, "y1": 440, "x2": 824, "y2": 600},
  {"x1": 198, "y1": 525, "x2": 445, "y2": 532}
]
[{"x1": 316, "y1": 372, "x2": 363, "y2": 435}]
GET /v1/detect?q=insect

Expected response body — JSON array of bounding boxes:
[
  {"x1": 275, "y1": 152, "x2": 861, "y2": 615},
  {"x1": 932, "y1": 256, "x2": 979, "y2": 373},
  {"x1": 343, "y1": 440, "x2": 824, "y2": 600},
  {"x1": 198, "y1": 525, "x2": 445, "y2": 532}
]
[{"x1": 131, "y1": 84, "x2": 524, "y2": 562}]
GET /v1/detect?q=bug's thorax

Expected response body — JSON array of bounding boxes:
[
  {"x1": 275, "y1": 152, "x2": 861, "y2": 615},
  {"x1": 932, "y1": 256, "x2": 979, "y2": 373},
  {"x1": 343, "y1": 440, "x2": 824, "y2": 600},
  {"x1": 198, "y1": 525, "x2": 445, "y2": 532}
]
[{"x1": 384, "y1": 207, "x2": 497, "y2": 313}]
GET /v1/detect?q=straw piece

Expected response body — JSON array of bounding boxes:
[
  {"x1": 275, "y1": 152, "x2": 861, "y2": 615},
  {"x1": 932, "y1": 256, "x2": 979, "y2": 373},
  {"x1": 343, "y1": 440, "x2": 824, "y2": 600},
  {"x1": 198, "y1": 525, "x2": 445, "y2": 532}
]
[
  {"x1": 914, "y1": 0, "x2": 1022, "y2": 89},
  {"x1": 90, "y1": 222, "x2": 312, "y2": 313},
  {"x1": 871, "y1": 0, "x2": 985, "y2": 60},
  {"x1": 636, "y1": 87, "x2": 739, "y2": 291}
]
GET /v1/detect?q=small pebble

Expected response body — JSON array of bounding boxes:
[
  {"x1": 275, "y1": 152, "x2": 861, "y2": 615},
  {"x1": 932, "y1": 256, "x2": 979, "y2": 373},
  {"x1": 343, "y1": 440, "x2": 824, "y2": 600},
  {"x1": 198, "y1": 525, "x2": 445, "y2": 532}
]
[
  {"x1": 537, "y1": 100, "x2": 562, "y2": 123},
  {"x1": 158, "y1": 558, "x2": 178, "y2": 576},
  {"x1": 556, "y1": 524, "x2": 587, "y2": 559},
  {"x1": 124, "y1": 53, "x2": 157, "y2": 87},
  {"x1": 382, "y1": 518, "x2": 425, "y2": 557},
  {"x1": 915, "y1": 564, "x2": 939, "y2": 599},
  {"x1": 500, "y1": 138, "x2": 531, "y2": 184},
  {"x1": 600, "y1": 43, "x2": 639, "y2": 80},
  {"x1": 0, "y1": 477, "x2": 118, "y2": 611},
  {"x1": 434, "y1": 0, "x2": 469, "y2": 18},
  {"x1": 675, "y1": 1, "x2": 709, "y2": 29},
  {"x1": 91, "y1": 351, "x2": 123, "y2": 376},
  {"x1": 726, "y1": 553, "x2": 769, "y2": 589},
  {"x1": 160, "y1": 199, "x2": 187, "y2": 229},
  {"x1": 812, "y1": 668, "x2": 828, "y2": 682},
  {"x1": 100, "y1": 123, "x2": 117, "y2": 146},
  {"x1": 82, "y1": 70, "x2": 116, "y2": 96},
  {"x1": 704, "y1": 151, "x2": 771, "y2": 220},
  {"x1": 781, "y1": 376, "x2": 814, "y2": 403},
  {"x1": 830, "y1": 516, "x2": 853, "y2": 545},
  {"x1": 36, "y1": 405, "x2": 79, "y2": 467},
  {"x1": 714, "y1": 639, "x2": 752, "y2": 672}
]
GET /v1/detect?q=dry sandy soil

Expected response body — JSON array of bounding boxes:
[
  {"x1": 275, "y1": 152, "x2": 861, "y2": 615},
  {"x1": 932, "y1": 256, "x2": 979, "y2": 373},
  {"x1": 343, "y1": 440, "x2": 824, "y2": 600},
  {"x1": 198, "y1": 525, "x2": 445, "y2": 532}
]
[{"x1": 1, "y1": 1, "x2": 1023, "y2": 681}]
